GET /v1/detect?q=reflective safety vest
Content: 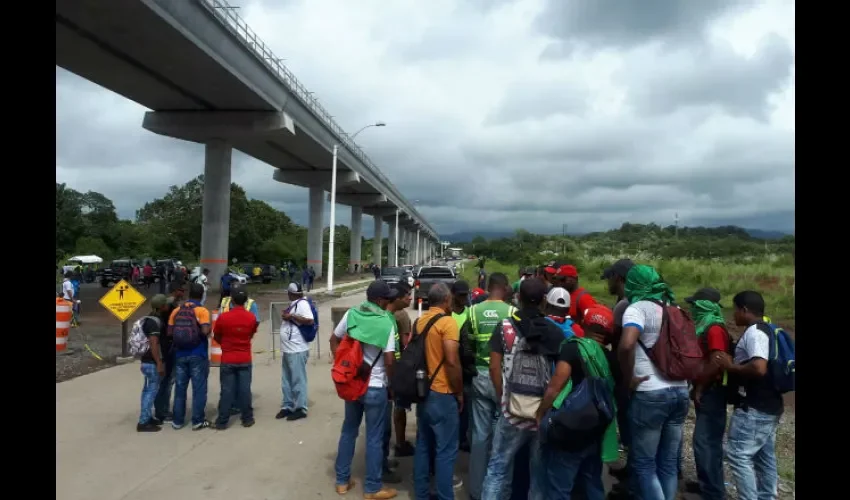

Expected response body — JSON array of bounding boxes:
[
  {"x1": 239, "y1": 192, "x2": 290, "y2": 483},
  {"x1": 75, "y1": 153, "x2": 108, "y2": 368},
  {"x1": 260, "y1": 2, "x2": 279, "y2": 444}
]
[
  {"x1": 452, "y1": 307, "x2": 469, "y2": 330},
  {"x1": 220, "y1": 297, "x2": 255, "y2": 315},
  {"x1": 469, "y1": 300, "x2": 515, "y2": 368}
]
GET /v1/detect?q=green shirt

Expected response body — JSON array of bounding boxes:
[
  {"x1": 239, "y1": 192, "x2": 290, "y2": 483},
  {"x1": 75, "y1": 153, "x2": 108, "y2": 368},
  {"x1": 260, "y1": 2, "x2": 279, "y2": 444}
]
[{"x1": 469, "y1": 300, "x2": 516, "y2": 368}]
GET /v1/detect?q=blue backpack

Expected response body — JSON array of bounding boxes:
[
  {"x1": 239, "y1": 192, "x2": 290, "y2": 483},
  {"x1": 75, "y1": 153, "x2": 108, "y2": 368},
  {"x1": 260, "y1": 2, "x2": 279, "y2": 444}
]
[
  {"x1": 290, "y1": 297, "x2": 319, "y2": 342},
  {"x1": 171, "y1": 303, "x2": 204, "y2": 350},
  {"x1": 757, "y1": 322, "x2": 795, "y2": 393},
  {"x1": 546, "y1": 316, "x2": 577, "y2": 339}
]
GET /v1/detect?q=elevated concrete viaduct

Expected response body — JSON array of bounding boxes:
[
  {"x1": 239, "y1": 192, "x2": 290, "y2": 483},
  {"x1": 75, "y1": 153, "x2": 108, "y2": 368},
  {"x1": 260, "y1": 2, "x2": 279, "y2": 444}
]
[{"x1": 56, "y1": 0, "x2": 438, "y2": 289}]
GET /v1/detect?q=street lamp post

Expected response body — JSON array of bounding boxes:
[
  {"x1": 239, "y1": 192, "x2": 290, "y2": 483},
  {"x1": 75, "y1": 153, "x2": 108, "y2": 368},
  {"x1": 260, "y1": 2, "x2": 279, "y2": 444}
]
[
  {"x1": 394, "y1": 209, "x2": 400, "y2": 267},
  {"x1": 327, "y1": 121, "x2": 386, "y2": 293}
]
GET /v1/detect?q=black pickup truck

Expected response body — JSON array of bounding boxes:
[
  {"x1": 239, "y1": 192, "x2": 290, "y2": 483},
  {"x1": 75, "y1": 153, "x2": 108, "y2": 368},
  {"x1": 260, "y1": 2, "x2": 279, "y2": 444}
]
[
  {"x1": 413, "y1": 266, "x2": 457, "y2": 309},
  {"x1": 99, "y1": 259, "x2": 136, "y2": 287}
]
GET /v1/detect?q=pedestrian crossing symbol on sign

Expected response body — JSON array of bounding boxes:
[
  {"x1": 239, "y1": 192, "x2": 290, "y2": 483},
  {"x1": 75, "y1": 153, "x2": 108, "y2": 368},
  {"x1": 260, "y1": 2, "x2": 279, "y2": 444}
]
[{"x1": 99, "y1": 279, "x2": 146, "y2": 322}]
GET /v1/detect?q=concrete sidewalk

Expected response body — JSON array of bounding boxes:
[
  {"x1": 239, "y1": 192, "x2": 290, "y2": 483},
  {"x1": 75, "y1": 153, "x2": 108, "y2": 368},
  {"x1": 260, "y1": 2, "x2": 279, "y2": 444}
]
[{"x1": 57, "y1": 292, "x2": 611, "y2": 500}]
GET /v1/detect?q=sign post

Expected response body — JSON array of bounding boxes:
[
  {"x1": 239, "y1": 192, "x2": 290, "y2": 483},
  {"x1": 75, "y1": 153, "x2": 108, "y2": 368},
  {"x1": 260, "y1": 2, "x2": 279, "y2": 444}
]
[{"x1": 98, "y1": 279, "x2": 147, "y2": 358}]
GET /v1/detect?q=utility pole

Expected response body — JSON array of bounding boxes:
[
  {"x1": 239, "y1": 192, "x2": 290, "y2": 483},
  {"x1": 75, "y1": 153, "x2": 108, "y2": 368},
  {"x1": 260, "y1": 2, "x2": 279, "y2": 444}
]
[{"x1": 674, "y1": 212, "x2": 679, "y2": 239}]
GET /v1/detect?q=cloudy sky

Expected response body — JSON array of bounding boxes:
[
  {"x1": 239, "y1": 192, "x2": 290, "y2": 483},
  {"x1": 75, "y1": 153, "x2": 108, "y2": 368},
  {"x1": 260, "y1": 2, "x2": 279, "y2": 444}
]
[{"x1": 56, "y1": 0, "x2": 795, "y2": 237}]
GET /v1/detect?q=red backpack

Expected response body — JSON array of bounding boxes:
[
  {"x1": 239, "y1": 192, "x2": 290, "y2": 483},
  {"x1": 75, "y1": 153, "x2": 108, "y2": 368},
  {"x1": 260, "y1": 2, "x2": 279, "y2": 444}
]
[
  {"x1": 638, "y1": 300, "x2": 704, "y2": 381},
  {"x1": 331, "y1": 336, "x2": 382, "y2": 401}
]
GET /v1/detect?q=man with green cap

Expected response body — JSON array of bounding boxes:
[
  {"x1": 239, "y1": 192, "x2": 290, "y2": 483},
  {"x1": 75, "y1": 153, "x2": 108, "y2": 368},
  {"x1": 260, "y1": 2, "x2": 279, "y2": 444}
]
[
  {"x1": 136, "y1": 294, "x2": 170, "y2": 432},
  {"x1": 617, "y1": 265, "x2": 689, "y2": 499},
  {"x1": 684, "y1": 287, "x2": 731, "y2": 499}
]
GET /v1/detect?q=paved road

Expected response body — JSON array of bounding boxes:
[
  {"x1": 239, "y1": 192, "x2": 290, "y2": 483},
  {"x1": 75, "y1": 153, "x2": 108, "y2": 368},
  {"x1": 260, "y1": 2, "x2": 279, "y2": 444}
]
[{"x1": 56, "y1": 291, "x2": 613, "y2": 500}]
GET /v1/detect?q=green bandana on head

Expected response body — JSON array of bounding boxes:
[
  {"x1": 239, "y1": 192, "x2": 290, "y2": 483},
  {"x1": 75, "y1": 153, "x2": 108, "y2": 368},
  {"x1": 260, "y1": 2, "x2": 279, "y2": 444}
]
[
  {"x1": 624, "y1": 265, "x2": 674, "y2": 304},
  {"x1": 691, "y1": 299, "x2": 725, "y2": 337}
]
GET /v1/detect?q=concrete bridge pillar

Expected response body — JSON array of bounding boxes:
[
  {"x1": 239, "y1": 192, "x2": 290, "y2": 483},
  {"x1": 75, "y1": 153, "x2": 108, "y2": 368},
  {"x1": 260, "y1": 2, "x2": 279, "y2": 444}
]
[
  {"x1": 201, "y1": 139, "x2": 232, "y2": 293},
  {"x1": 388, "y1": 217, "x2": 398, "y2": 267},
  {"x1": 307, "y1": 186, "x2": 325, "y2": 279},
  {"x1": 350, "y1": 206, "x2": 362, "y2": 273},
  {"x1": 373, "y1": 216, "x2": 383, "y2": 267}
]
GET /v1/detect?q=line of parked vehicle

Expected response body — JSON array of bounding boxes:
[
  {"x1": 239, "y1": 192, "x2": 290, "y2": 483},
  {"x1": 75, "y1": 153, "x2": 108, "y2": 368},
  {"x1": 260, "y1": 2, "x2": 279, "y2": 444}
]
[{"x1": 96, "y1": 258, "x2": 278, "y2": 288}]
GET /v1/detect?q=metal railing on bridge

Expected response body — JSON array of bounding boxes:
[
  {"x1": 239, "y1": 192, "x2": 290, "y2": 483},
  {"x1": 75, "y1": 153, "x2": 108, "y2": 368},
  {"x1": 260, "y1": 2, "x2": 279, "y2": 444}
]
[{"x1": 198, "y1": 0, "x2": 432, "y2": 234}]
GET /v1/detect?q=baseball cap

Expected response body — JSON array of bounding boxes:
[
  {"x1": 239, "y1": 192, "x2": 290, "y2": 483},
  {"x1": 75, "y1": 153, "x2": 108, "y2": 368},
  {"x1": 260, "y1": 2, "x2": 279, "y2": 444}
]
[
  {"x1": 556, "y1": 265, "x2": 578, "y2": 278},
  {"x1": 519, "y1": 277, "x2": 547, "y2": 305},
  {"x1": 544, "y1": 266, "x2": 556, "y2": 274},
  {"x1": 367, "y1": 280, "x2": 398, "y2": 301},
  {"x1": 287, "y1": 282, "x2": 304, "y2": 294},
  {"x1": 583, "y1": 305, "x2": 614, "y2": 333},
  {"x1": 545, "y1": 287, "x2": 571, "y2": 308},
  {"x1": 523, "y1": 266, "x2": 535, "y2": 276},
  {"x1": 685, "y1": 287, "x2": 722, "y2": 305},
  {"x1": 451, "y1": 280, "x2": 471, "y2": 295},
  {"x1": 600, "y1": 259, "x2": 635, "y2": 280},
  {"x1": 471, "y1": 287, "x2": 485, "y2": 299},
  {"x1": 150, "y1": 294, "x2": 168, "y2": 309}
]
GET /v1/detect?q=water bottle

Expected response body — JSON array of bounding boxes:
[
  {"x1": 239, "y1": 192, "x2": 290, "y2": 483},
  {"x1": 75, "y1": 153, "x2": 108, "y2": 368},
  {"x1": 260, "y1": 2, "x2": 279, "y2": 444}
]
[{"x1": 416, "y1": 369, "x2": 427, "y2": 399}]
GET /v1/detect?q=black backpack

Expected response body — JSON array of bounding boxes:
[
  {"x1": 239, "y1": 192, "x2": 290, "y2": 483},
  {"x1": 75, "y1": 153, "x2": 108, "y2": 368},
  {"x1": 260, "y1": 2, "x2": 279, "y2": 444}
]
[{"x1": 390, "y1": 313, "x2": 446, "y2": 404}]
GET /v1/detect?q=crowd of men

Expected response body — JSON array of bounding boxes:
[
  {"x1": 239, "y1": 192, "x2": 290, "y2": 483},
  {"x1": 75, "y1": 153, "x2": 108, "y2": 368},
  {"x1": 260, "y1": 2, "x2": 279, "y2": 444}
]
[
  {"x1": 124, "y1": 256, "x2": 789, "y2": 500},
  {"x1": 131, "y1": 279, "x2": 315, "y2": 432},
  {"x1": 327, "y1": 260, "x2": 789, "y2": 500}
]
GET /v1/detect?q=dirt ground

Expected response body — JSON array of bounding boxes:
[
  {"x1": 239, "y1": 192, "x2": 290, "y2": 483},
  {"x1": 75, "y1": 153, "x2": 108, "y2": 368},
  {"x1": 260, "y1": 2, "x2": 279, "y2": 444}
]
[{"x1": 56, "y1": 274, "x2": 370, "y2": 383}]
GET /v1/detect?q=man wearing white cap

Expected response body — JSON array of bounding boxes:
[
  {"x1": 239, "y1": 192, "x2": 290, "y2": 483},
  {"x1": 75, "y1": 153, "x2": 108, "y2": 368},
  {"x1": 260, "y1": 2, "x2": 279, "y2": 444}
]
[{"x1": 276, "y1": 282, "x2": 315, "y2": 421}]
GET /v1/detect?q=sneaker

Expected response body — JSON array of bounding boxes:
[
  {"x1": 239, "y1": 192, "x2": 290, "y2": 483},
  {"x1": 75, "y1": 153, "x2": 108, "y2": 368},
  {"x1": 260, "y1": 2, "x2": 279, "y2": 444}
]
[
  {"x1": 136, "y1": 422, "x2": 162, "y2": 432},
  {"x1": 192, "y1": 420, "x2": 212, "y2": 431},
  {"x1": 335, "y1": 479, "x2": 356, "y2": 495},
  {"x1": 684, "y1": 480, "x2": 701, "y2": 494},
  {"x1": 382, "y1": 469, "x2": 402, "y2": 484},
  {"x1": 286, "y1": 408, "x2": 307, "y2": 421},
  {"x1": 171, "y1": 422, "x2": 184, "y2": 430},
  {"x1": 156, "y1": 412, "x2": 173, "y2": 423},
  {"x1": 363, "y1": 487, "x2": 397, "y2": 499},
  {"x1": 230, "y1": 407, "x2": 241, "y2": 415},
  {"x1": 214, "y1": 422, "x2": 228, "y2": 430},
  {"x1": 276, "y1": 408, "x2": 292, "y2": 419},
  {"x1": 452, "y1": 474, "x2": 463, "y2": 489},
  {"x1": 242, "y1": 419, "x2": 255, "y2": 428},
  {"x1": 149, "y1": 417, "x2": 163, "y2": 426},
  {"x1": 394, "y1": 441, "x2": 415, "y2": 457}
]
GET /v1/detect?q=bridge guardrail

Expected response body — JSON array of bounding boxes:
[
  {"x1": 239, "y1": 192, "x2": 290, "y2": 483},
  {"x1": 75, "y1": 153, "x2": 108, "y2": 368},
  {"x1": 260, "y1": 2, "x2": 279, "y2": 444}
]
[{"x1": 198, "y1": 0, "x2": 434, "y2": 236}]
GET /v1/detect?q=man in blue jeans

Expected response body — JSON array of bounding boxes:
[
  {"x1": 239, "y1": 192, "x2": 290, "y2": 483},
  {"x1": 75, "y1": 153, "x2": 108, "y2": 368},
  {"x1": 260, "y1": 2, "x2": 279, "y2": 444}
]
[
  {"x1": 413, "y1": 283, "x2": 463, "y2": 500},
  {"x1": 168, "y1": 283, "x2": 213, "y2": 430},
  {"x1": 276, "y1": 283, "x2": 315, "y2": 421},
  {"x1": 713, "y1": 291, "x2": 783, "y2": 500},
  {"x1": 136, "y1": 294, "x2": 169, "y2": 432},
  {"x1": 331, "y1": 281, "x2": 399, "y2": 499},
  {"x1": 155, "y1": 282, "x2": 183, "y2": 422},
  {"x1": 618, "y1": 265, "x2": 689, "y2": 500}
]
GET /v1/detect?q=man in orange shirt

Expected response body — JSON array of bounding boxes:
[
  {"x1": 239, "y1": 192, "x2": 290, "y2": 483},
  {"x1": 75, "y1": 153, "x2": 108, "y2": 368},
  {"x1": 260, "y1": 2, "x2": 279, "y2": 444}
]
[
  {"x1": 167, "y1": 283, "x2": 212, "y2": 430},
  {"x1": 412, "y1": 283, "x2": 462, "y2": 500},
  {"x1": 213, "y1": 288, "x2": 259, "y2": 429}
]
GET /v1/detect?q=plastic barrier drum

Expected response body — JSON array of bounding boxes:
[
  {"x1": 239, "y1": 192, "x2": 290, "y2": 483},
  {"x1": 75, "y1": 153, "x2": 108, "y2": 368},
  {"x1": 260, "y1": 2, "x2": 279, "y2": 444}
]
[
  {"x1": 209, "y1": 309, "x2": 222, "y2": 366},
  {"x1": 56, "y1": 297, "x2": 72, "y2": 353}
]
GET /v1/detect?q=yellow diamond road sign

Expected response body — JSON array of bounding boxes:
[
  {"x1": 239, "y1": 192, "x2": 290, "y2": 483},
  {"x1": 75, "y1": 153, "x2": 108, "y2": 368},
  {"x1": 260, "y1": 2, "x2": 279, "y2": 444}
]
[{"x1": 99, "y1": 280, "x2": 147, "y2": 322}]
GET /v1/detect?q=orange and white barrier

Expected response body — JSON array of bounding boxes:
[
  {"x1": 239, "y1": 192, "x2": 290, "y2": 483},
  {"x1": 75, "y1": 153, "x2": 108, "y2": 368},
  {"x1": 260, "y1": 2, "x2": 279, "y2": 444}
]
[
  {"x1": 209, "y1": 309, "x2": 221, "y2": 366},
  {"x1": 56, "y1": 297, "x2": 72, "y2": 353},
  {"x1": 417, "y1": 298, "x2": 423, "y2": 318}
]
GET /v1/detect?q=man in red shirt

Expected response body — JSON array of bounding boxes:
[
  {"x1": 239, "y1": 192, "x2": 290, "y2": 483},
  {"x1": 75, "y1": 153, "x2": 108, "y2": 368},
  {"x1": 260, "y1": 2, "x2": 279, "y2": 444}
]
[
  {"x1": 213, "y1": 288, "x2": 259, "y2": 429},
  {"x1": 685, "y1": 287, "x2": 730, "y2": 499},
  {"x1": 557, "y1": 265, "x2": 597, "y2": 324}
]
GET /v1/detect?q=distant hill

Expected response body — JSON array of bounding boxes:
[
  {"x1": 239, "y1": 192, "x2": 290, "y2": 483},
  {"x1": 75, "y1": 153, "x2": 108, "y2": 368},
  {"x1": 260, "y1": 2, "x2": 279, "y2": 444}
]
[{"x1": 442, "y1": 227, "x2": 791, "y2": 243}]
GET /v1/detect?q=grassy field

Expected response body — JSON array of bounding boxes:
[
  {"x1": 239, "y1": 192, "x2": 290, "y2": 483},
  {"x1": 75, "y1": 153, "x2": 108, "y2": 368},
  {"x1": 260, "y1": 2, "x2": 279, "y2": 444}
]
[
  {"x1": 459, "y1": 256, "x2": 795, "y2": 328},
  {"x1": 460, "y1": 257, "x2": 796, "y2": 491}
]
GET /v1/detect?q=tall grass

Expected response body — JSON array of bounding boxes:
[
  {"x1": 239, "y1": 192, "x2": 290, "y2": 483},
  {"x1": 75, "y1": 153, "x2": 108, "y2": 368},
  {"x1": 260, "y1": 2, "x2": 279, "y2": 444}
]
[{"x1": 460, "y1": 256, "x2": 795, "y2": 325}]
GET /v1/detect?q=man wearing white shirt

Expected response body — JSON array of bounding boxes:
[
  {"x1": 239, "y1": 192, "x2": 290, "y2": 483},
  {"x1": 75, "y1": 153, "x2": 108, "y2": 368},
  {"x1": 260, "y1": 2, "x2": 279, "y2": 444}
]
[
  {"x1": 330, "y1": 281, "x2": 399, "y2": 499},
  {"x1": 276, "y1": 282, "x2": 315, "y2": 422}
]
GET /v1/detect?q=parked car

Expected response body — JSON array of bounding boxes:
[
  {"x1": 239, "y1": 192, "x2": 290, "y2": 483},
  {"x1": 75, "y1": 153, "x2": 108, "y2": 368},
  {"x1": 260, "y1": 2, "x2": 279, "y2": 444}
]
[
  {"x1": 413, "y1": 266, "x2": 457, "y2": 309},
  {"x1": 380, "y1": 266, "x2": 405, "y2": 285}
]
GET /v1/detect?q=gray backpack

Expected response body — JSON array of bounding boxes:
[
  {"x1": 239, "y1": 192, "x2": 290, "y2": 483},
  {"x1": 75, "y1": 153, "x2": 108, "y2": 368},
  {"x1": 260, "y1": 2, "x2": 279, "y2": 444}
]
[{"x1": 502, "y1": 318, "x2": 552, "y2": 420}]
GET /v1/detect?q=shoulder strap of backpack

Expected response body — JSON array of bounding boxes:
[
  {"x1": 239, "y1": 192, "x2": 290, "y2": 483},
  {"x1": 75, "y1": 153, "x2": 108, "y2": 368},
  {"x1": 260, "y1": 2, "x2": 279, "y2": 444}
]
[{"x1": 416, "y1": 313, "x2": 448, "y2": 385}]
